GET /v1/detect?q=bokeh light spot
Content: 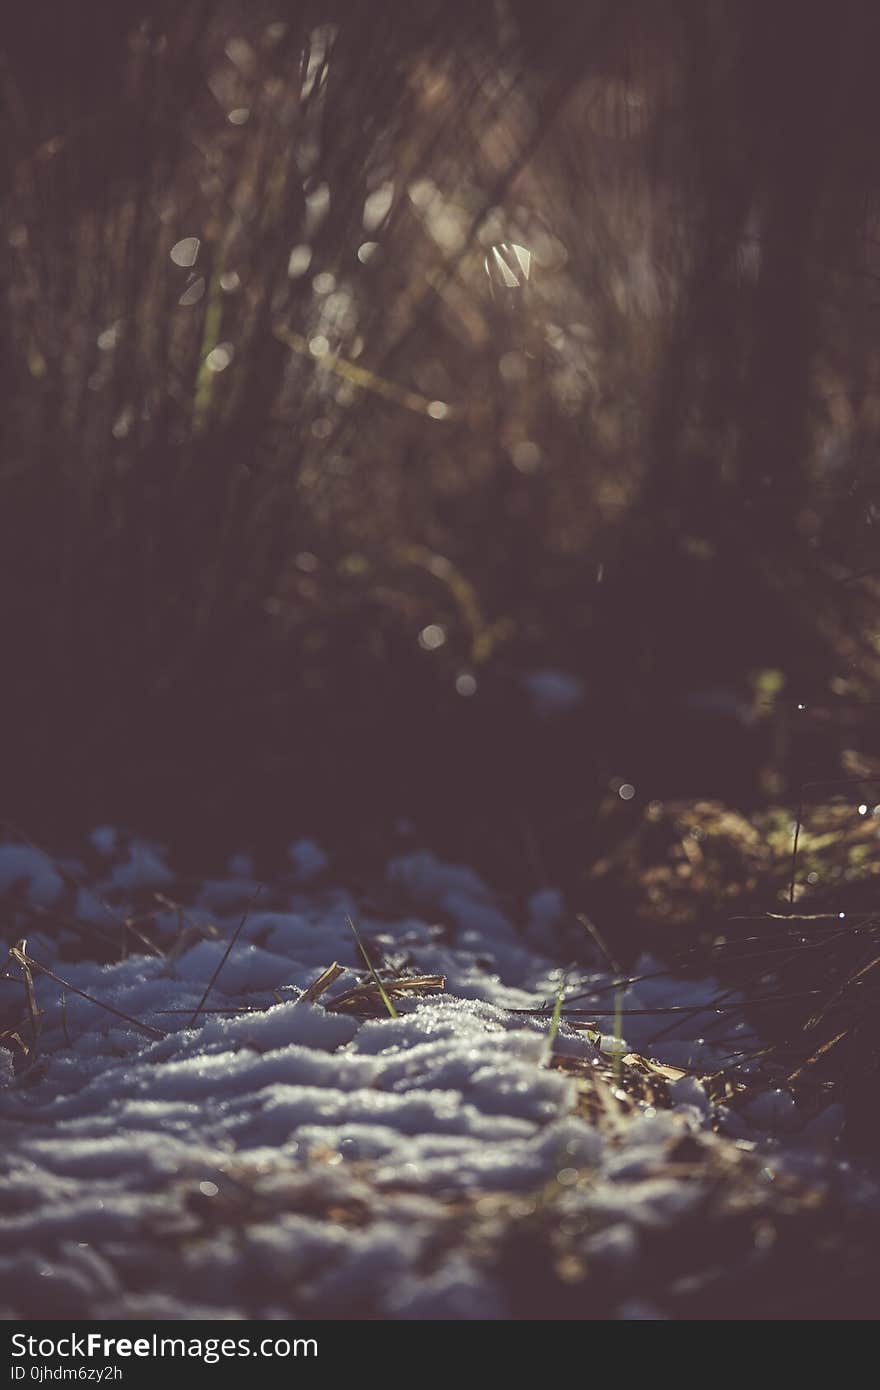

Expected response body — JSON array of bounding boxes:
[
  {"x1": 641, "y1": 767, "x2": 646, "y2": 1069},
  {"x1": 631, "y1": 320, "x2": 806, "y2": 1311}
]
[{"x1": 170, "y1": 237, "x2": 200, "y2": 268}]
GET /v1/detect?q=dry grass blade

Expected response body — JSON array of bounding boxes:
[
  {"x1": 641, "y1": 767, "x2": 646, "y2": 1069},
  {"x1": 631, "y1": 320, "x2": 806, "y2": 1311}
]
[
  {"x1": 161, "y1": 918, "x2": 222, "y2": 971},
  {"x1": 325, "y1": 974, "x2": 445, "y2": 1016},
  {"x1": 272, "y1": 325, "x2": 447, "y2": 418},
  {"x1": 622, "y1": 1053, "x2": 689, "y2": 1082},
  {"x1": 510, "y1": 990, "x2": 823, "y2": 1020},
  {"x1": 9, "y1": 941, "x2": 43, "y2": 1056},
  {"x1": 789, "y1": 791, "x2": 804, "y2": 906},
  {"x1": 163, "y1": 925, "x2": 221, "y2": 970},
  {"x1": 7, "y1": 941, "x2": 166, "y2": 1041},
  {"x1": 576, "y1": 913, "x2": 622, "y2": 975},
  {"x1": 154, "y1": 893, "x2": 220, "y2": 968},
  {"x1": 789, "y1": 1029, "x2": 850, "y2": 1082},
  {"x1": 577, "y1": 913, "x2": 625, "y2": 1076},
  {"x1": 0, "y1": 1029, "x2": 28, "y2": 1059},
  {"x1": 300, "y1": 962, "x2": 346, "y2": 1003},
  {"x1": 804, "y1": 952, "x2": 880, "y2": 1031},
  {"x1": 186, "y1": 883, "x2": 263, "y2": 1029}
]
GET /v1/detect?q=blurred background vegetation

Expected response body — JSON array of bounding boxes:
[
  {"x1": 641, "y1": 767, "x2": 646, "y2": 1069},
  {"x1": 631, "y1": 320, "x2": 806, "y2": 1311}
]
[{"x1": 3, "y1": 0, "x2": 880, "y2": 925}]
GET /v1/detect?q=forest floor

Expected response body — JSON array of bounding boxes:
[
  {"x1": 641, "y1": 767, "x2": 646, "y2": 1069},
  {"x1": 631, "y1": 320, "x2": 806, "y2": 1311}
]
[{"x1": 1, "y1": 830, "x2": 879, "y2": 1321}]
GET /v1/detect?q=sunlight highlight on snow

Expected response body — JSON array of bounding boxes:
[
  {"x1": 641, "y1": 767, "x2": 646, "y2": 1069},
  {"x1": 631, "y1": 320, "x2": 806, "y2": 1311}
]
[{"x1": 0, "y1": 833, "x2": 864, "y2": 1320}]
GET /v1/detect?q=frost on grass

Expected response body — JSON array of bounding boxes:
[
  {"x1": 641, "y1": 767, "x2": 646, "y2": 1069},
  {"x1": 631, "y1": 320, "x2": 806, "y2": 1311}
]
[{"x1": 0, "y1": 836, "x2": 876, "y2": 1319}]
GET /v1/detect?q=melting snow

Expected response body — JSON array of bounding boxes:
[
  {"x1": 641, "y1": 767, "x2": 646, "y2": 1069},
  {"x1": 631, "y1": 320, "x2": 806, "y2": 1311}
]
[{"x1": 0, "y1": 836, "x2": 872, "y2": 1318}]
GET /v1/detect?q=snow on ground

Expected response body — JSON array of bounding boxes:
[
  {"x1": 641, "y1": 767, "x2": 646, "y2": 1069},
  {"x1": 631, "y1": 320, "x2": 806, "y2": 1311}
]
[{"x1": 0, "y1": 837, "x2": 874, "y2": 1319}]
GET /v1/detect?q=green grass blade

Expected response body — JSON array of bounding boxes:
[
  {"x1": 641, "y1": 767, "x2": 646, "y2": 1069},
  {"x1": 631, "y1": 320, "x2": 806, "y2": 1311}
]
[
  {"x1": 346, "y1": 915, "x2": 398, "y2": 1018},
  {"x1": 547, "y1": 972, "x2": 566, "y2": 1054},
  {"x1": 612, "y1": 981, "x2": 625, "y2": 1082}
]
